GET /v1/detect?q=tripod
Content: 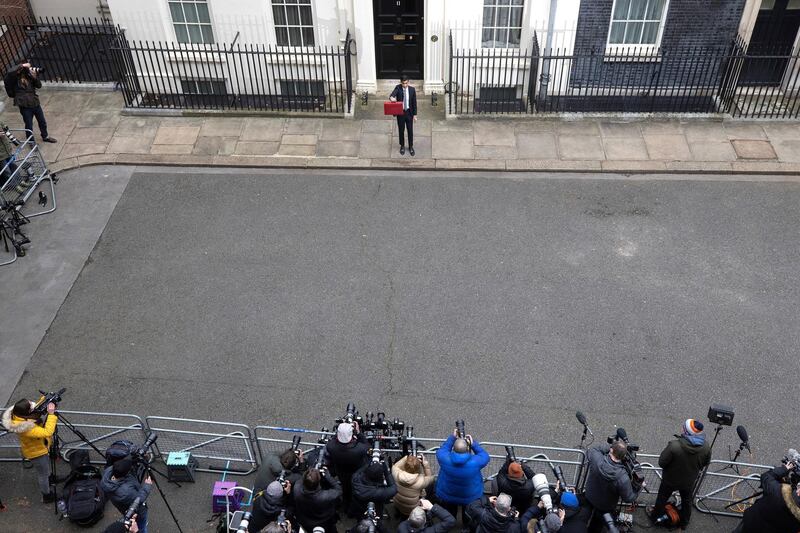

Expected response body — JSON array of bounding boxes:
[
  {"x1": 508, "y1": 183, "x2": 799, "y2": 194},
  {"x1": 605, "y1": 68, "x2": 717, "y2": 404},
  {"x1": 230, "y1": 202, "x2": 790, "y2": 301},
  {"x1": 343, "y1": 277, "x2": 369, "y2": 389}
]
[{"x1": 136, "y1": 453, "x2": 185, "y2": 532}]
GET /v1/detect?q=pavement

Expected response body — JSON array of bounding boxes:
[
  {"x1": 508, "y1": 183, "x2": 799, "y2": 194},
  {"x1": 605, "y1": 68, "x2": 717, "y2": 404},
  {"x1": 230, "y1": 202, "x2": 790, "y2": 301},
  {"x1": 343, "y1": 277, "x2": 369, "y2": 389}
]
[
  {"x1": 2, "y1": 165, "x2": 799, "y2": 531},
  {"x1": 2, "y1": 88, "x2": 800, "y2": 176}
]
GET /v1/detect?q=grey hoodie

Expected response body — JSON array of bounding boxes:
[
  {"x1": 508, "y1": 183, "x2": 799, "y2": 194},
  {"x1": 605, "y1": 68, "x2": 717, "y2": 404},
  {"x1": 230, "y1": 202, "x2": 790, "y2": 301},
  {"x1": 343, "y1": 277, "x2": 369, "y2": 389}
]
[
  {"x1": 100, "y1": 466, "x2": 152, "y2": 514},
  {"x1": 583, "y1": 444, "x2": 639, "y2": 512}
]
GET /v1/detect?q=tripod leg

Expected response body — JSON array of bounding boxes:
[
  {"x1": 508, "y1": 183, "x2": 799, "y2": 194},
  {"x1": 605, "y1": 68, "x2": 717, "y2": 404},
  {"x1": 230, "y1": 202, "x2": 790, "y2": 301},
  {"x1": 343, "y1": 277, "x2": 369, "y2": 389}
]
[{"x1": 145, "y1": 464, "x2": 184, "y2": 533}]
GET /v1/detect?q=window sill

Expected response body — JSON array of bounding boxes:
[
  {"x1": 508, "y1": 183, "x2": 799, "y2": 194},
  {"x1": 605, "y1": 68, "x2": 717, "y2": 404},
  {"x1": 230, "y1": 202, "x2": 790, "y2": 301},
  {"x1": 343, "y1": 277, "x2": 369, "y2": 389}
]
[{"x1": 603, "y1": 45, "x2": 662, "y2": 62}]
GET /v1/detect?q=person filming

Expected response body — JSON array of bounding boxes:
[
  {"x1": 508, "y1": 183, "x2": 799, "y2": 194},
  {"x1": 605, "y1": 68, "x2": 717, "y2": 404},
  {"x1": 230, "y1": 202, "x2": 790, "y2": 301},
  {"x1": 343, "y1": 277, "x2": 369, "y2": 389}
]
[
  {"x1": 582, "y1": 440, "x2": 641, "y2": 533},
  {"x1": 2, "y1": 397, "x2": 58, "y2": 502}
]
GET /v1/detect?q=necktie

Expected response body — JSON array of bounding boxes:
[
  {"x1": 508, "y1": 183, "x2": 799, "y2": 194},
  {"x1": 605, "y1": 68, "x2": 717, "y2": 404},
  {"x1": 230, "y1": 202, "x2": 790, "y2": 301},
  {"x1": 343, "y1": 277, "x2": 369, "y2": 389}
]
[{"x1": 404, "y1": 88, "x2": 408, "y2": 111}]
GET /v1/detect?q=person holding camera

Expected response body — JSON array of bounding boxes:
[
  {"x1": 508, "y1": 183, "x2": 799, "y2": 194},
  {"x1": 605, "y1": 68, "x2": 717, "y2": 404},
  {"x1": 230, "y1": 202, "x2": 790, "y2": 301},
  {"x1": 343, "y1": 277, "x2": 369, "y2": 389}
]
[
  {"x1": 582, "y1": 441, "x2": 641, "y2": 533},
  {"x1": 293, "y1": 467, "x2": 343, "y2": 533},
  {"x1": 5, "y1": 63, "x2": 57, "y2": 143},
  {"x1": 350, "y1": 460, "x2": 398, "y2": 517},
  {"x1": 734, "y1": 461, "x2": 800, "y2": 533},
  {"x1": 250, "y1": 480, "x2": 294, "y2": 533},
  {"x1": 497, "y1": 456, "x2": 536, "y2": 514},
  {"x1": 2, "y1": 398, "x2": 58, "y2": 502},
  {"x1": 465, "y1": 493, "x2": 524, "y2": 533},
  {"x1": 399, "y1": 498, "x2": 456, "y2": 533},
  {"x1": 263, "y1": 519, "x2": 293, "y2": 533},
  {"x1": 100, "y1": 458, "x2": 153, "y2": 533},
  {"x1": 255, "y1": 447, "x2": 307, "y2": 493},
  {"x1": 435, "y1": 426, "x2": 490, "y2": 523},
  {"x1": 326, "y1": 422, "x2": 369, "y2": 506},
  {"x1": 392, "y1": 454, "x2": 435, "y2": 516},
  {"x1": 521, "y1": 492, "x2": 588, "y2": 533},
  {"x1": 102, "y1": 515, "x2": 141, "y2": 533},
  {"x1": 647, "y1": 419, "x2": 711, "y2": 530}
]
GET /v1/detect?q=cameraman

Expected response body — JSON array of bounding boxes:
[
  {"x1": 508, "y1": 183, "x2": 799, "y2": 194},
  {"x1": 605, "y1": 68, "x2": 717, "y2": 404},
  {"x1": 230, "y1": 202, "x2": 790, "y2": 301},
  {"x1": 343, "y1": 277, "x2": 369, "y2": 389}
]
[
  {"x1": 6, "y1": 63, "x2": 57, "y2": 143},
  {"x1": 392, "y1": 454, "x2": 435, "y2": 516},
  {"x1": 255, "y1": 447, "x2": 307, "y2": 493},
  {"x1": 399, "y1": 499, "x2": 456, "y2": 533},
  {"x1": 100, "y1": 457, "x2": 153, "y2": 533},
  {"x1": 2, "y1": 398, "x2": 58, "y2": 502},
  {"x1": 465, "y1": 493, "x2": 523, "y2": 533},
  {"x1": 350, "y1": 460, "x2": 398, "y2": 517},
  {"x1": 326, "y1": 422, "x2": 369, "y2": 506},
  {"x1": 293, "y1": 467, "x2": 343, "y2": 533},
  {"x1": 735, "y1": 461, "x2": 800, "y2": 533},
  {"x1": 496, "y1": 456, "x2": 535, "y2": 513},
  {"x1": 250, "y1": 480, "x2": 294, "y2": 533},
  {"x1": 647, "y1": 419, "x2": 710, "y2": 530},
  {"x1": 435, "y1": 427, "x2": 490, "y2": 522},
  {"x1": 582, "y1": 441, "x2": 641, "y2": 533}
]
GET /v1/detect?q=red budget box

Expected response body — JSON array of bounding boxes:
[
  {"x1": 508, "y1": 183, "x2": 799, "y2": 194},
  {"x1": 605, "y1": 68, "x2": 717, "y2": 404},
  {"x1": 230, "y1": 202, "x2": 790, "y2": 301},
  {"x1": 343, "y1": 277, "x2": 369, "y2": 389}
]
[{"x1": 384, "y1": 101, "x2": 404, "y2": 115}]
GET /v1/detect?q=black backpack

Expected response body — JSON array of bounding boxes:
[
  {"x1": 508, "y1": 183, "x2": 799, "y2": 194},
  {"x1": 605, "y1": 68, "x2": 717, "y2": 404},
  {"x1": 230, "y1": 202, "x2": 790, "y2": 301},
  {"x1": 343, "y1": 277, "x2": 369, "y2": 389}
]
[
  {"x1": 63, "y1": 450, "x2": 106, "y2": 527},
  {"x1": 3, "y1": 70, "x2": 16, "y2": 98},
  {"x1": 105, "y1": 440, "x2": 136, "y2": 467}
]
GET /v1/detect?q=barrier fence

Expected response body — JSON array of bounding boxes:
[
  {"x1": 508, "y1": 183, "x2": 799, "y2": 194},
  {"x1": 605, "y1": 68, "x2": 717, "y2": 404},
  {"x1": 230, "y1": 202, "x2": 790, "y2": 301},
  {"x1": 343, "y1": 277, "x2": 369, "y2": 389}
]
[{"x1": 0, "y1": 409, "x2": 776, "y2": 518}]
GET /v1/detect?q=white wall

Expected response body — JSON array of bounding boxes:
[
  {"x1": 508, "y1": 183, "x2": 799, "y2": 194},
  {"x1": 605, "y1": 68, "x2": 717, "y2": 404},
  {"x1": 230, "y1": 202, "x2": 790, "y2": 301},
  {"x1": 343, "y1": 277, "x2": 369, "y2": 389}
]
[{"x1": 31, "y1": 0, "x2": 106, "y2": 20}]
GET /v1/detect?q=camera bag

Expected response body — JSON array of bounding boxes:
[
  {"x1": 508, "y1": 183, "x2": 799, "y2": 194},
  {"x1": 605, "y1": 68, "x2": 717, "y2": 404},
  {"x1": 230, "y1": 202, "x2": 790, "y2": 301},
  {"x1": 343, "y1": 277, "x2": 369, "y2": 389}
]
[
  {"x1": 63, "y1": 450, "x2": 106, "y2": 526},
  {"x1": 3, "y1": 71, "x2": 16, "y2": 98}
]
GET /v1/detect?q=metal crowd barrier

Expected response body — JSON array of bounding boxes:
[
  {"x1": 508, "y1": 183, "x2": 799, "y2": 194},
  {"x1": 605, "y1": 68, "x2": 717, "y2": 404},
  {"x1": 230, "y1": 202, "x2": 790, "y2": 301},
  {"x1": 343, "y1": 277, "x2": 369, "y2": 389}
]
[
  {"x1": 0, "y1": 129, "x2": 56, "y2": 218},
  {"x1": 693, "y1": 459, "x2": 772, "y2": 517},
  {"x1": 631, "y1": 453, "x2": 663, "y2": 507},
  {"x1": 254, "y1": 425, "x2": 333, "y2": 463},
  {"x1": 55, "y1": 410, "x2": 148, "y2": 462},
  {"x1": 481, "y1": 442, "x2": 587, "y2": 488},
  {"x1": 145, "y1": 416, "x2": 258, "y2": 475}
]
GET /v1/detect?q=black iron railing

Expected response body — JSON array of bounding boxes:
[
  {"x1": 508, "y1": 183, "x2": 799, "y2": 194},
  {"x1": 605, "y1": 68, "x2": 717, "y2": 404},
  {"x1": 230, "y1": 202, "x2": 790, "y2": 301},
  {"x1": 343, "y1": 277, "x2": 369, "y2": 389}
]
[
  {"x1": 110, "y1": 31, "x2": 354, "y2": 114},
  {"x1": 0, "y1": 17, "x2": 120, "y2": 84}
]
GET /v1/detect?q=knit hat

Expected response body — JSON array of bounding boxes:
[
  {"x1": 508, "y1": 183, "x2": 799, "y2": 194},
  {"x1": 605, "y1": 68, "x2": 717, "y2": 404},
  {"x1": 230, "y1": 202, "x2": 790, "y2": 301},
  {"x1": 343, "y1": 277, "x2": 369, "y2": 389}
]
[
  {"x1": 337, "y1": 422, "x2": 353, "y2": 444},
  {"x1": 112, "y1": 457, "x2": 132, "y2": 477},
  {"x1": 508, "y1": 462, "x2": 524, "y2": 479},
  {"x1": 560, "y1": 492, "x2": 579, "y2": 510},
  {"x1": 266, "y1": 480, "x2": 284, "y2": 498},
  {"x1": 543, "y1": 513, "x2": 562, "y2": 531},
  {"x1": 682, "y1": 419, "x2": 704, "y2": 435},
  {"x1": 366, "y1": 462, "x2": 384, "y2": 482}
]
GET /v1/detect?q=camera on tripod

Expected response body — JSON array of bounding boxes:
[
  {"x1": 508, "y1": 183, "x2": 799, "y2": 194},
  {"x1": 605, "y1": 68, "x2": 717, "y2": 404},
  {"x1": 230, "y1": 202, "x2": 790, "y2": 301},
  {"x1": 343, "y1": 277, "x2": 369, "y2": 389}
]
[
  {"x1": 31, "y1": 387, "x2": 66, "y2": 415},
  {"x1": 335, "y1": 402, "x2": 363, "y2": 427},
  {"x1": 607, "y1": 428, "x2": 645, "y2": 490}
]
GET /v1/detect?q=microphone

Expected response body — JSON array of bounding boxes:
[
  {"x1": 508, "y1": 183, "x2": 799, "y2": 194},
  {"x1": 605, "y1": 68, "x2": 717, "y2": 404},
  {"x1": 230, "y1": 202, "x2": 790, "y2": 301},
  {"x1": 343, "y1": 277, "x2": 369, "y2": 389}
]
[
  {"x1": 737, "y1": 425, "x2": 751, "y2": 453},
  {"x1": 616, "y1": 427, "x2": 628, "y2": 441},
  {"x1": 575, "y1": 411, "x2": 594, "y2": 436}
]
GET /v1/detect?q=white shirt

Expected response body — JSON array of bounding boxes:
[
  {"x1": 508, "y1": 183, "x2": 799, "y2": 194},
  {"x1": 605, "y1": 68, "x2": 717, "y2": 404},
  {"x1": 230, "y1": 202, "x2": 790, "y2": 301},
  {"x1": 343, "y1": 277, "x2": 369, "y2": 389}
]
[{"x1": 403, "y1": 87, "x2": 409, "y2": 110}]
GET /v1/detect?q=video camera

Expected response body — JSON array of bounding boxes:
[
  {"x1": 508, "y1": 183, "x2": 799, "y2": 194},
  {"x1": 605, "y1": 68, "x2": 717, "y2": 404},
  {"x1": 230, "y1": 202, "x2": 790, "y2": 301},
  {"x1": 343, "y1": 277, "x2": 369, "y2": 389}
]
[
  {"x1": 123, "y1": 494, "x2": 147, "y2": 529},
  {"x1": 783, "y1": 449, "x2": 800, "y2": 483},
  {"x1": 607, "y1": 428, "x2": 645, "y2": 491},
  {"x1": 31, "y1": 388, "x2": 66, "y2": 415},
  {"x1": 362, "y1": 412, "x2": 406, "y2": 451},
  {"x1": 130, "y1": 432, "x2": 159, "y2": 482},
  {"x1": 314, "y1": 447, "x2": 328, "y2": 470},
  {"x1": 335, "y1": 402, "x2": 363, "y2": 427}
]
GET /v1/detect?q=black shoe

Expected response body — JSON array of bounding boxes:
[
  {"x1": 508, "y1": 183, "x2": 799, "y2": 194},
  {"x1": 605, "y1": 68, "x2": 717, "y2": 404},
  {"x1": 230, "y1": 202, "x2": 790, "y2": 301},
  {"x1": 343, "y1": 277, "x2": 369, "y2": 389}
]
[
  {"x1": 42, "y1": 491, "x2": 56, "y2": 504},
  {"x1": 42, "y1": 137, "x2": 57, "y2": 143},
  {"x1": 409, "y1": 147, "x2": 415, "y2": 156},
  {"x1": 399, "y1": 146, "x2": 405, "y2": 155}
]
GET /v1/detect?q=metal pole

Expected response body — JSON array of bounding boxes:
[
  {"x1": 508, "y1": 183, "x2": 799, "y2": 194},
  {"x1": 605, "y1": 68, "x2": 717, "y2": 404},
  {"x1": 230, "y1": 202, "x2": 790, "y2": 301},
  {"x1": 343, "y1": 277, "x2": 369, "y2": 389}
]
[{"x1": 538, "y1": 0, "x2": 559, "y2": 103}]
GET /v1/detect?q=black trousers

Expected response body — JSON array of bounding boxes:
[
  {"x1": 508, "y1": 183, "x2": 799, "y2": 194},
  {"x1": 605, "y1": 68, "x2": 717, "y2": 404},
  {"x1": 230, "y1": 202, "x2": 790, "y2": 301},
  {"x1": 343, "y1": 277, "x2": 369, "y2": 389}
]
[
  {"x1": 652, "y1": 481, "x2": 693, "y2": 527},
  {"x1": 396, "y1": 110, "x2": 414, "y2": 147},
  {"x1": 19, "y1": 105, "x2": 49, "y2": 139}
]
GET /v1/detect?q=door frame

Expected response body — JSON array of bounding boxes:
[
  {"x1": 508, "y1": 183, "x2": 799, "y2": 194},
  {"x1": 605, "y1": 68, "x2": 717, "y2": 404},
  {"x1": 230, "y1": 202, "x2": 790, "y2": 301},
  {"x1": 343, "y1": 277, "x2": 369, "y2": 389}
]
[{"x1": 372, "y1": 0, "x2": 425, "y2": 80}]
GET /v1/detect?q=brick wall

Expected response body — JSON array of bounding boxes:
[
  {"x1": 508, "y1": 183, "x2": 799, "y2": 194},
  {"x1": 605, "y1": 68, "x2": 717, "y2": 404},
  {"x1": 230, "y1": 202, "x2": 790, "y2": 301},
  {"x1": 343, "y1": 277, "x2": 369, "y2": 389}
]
[{"x1": 0, "y1": 0, "x2": 33, "y2": 21}]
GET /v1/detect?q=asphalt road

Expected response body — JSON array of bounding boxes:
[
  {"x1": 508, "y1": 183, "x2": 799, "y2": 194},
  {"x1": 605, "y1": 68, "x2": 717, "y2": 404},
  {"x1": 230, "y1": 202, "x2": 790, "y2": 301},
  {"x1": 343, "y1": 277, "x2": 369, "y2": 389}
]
[{"x1": 3, "y1": 167, "x2": 799, "y2": 532}]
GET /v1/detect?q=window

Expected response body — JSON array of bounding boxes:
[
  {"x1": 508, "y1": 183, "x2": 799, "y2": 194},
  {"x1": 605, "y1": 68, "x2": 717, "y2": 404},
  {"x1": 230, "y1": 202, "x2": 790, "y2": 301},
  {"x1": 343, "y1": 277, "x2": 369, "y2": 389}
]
[
  {"x1": 181, "y1": 79, "x2": 226, "y2": 95},
  {"x1": 482, "y1": 0, "x2": 524, "y2": 48},
  {"x1": 608, "y1": 0, "x2": 668, "y2": 47},
  {"x1": 272, "y1": 0, "x2": 315, "y2": 47},
  {"x1": 280, "y1": 80, "x2": 325, "y2": 97},
  {"x1": 169, "y1": 0, "x2": 214, "y2": 44}
]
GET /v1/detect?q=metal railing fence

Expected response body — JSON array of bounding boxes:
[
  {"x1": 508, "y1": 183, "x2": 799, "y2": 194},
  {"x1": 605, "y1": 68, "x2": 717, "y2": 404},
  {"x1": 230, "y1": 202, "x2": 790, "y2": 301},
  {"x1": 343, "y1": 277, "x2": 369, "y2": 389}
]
[
  {"x1": 693, "y1": 459, "x2": 772, "y2": 518},
  {"x1": 0, "y1": 16, "x2": 121, "y2": 84},
  {"x1": 110, "y1": 31, "x2": 354, "y2": 114}
]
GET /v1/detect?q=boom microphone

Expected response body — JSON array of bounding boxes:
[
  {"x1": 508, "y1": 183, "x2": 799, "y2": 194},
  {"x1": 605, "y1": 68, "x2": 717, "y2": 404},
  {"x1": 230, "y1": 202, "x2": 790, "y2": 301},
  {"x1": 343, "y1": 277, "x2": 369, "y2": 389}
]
[
  {"x1": 575, "y1": 411, "x2": 594, "y2": 436},
  {"x1": 737, "y1": 425, "x2": 751, "y2": 453},
  {"x1": 616, "y1": 427, "x2": 628, "y2": 441}
]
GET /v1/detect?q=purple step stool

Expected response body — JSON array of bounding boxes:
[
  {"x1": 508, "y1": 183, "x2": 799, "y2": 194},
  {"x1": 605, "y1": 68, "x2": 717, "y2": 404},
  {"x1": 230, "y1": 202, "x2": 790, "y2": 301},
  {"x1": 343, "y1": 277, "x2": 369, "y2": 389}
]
[{"x1": 212, "y1": 481, "x2": 241, "y2": 513}]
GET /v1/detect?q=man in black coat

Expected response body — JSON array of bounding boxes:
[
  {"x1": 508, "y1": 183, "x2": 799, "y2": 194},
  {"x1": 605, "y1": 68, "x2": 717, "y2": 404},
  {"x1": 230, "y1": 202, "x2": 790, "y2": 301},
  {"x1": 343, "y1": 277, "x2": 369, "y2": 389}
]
[
  {"x1": 389, "y1": 75, "x2": 418, "y2": 156},
  {"x1": 648, "y1": 419, "x2": 711, "y2": 529},
  {"x1": 521, "y1": 491, "x2": 589, "y2": 533},
  {"x1": 326, "y1": 422, "x2": 369, "y2": 506},
  {"x1": 735, "y1": 461, "x2": 800, "y2": 533},
  {"x1": 466, "y1": 493, "x2": 524, "y2": 533},
  {"x1": 249, "y1": 480, "x2": 293, "y2": 533},
  {"x1": 398, "y1": 498, "x2": 456, "y2": 533},
  {"x1": 254, "y1": 447, "x2": 307, "y2": 494},
  {"x1": 582, "y1": 441, "x2": 641, "y2": 533},
  {"x1": 6, "y1": 63, "x2": 57, "y2": 143},
  {"x1": 350, "y1": 460, "x2": 398, "y2": 517},
  {"x1": 293, "y1": 468, "x2": 343, "y2": 533},
  {"x1": 496, "y1": 457, "x2": 535, "y2": 513}
]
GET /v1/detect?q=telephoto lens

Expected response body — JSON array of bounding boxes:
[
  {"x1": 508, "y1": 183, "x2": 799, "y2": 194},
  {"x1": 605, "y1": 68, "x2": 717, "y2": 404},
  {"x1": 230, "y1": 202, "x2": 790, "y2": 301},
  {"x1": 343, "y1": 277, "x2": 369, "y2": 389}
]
[
  {"x1": 236, "y1": 511, "x2": 252, "y2": 533},
  {"x1": 531, "y1": 473, "x2": 553, "y2": 511}
]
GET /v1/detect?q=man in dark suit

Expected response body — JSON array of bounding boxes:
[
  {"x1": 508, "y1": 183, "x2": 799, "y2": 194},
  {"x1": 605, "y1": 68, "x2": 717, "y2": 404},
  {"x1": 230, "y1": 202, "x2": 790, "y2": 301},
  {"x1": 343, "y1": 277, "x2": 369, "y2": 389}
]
[{"x1": 389, "y1": 76, "x2": 417, "y2": 156}]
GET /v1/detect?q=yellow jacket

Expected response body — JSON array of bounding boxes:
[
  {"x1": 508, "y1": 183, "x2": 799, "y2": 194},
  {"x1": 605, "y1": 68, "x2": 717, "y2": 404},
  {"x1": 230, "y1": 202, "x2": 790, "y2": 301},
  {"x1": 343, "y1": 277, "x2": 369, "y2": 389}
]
[{"x1": 1, "y1": 407, "x2": 57, "y2": 460}]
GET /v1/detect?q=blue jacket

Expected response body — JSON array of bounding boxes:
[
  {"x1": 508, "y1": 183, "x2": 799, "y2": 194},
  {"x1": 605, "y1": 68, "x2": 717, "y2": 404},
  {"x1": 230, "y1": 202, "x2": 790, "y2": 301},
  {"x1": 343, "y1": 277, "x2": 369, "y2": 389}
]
[
  {"x1": 435, "y1": 435, "x2": 490, "y2": 505},
  {"x1": 101, "y1": 466, "x2": 152, "y2": 514}
]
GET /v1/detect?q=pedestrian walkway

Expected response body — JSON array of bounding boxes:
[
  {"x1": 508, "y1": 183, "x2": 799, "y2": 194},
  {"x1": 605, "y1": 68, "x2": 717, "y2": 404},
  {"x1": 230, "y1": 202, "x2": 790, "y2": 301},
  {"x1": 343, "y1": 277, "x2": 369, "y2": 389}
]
[{"x1": 3, "y1": 89, "x2": 800, "y2": 175}]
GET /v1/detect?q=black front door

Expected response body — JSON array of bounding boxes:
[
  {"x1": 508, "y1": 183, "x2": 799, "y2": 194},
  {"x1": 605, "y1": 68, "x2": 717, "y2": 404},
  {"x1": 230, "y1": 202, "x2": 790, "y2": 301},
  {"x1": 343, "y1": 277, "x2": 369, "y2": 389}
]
[
  {"x1": 741, "y1": 0, "x2": 800, "y2": 85},
  {"x1": 374, "y1": 0, "x2": 423, "y2": 79}
]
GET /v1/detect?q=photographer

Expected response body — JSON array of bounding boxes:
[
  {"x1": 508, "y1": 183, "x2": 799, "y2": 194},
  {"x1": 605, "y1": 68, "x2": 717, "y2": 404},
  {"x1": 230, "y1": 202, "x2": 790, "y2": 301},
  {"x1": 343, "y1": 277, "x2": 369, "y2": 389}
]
[
  {"x1": 2, "y1": 398, "x2": 58, "y2": 502},
  {"x1": 582, "y1": 442, "x2": 641, "y2": 533},
  {"x1": 735, "y1": 462, "x2": 800, "y2": 533},
  {"x1": 264, "y1": 520, "x2": 292, "y2": 533},
  {"x1": 100, "y1": 457, "x2": 153, "y2": 533},
  {"x1": 647, "y1": 419, "x2": 710, "y2": 530},
  {"x1": 103, "y1": 516, "x2": 140, "y2": 532},
  {"x1": 496, "y1": 455, "x2": 535, "y2": 513},
  {"x1": 250, "y1": 480, "x2": 294, "y2": 533},
  {"x1": 521, "y1": 492, "x2": 587, "y2": 533},
  {"x1": 350, "y1": 460, "x2": 397, "y2": 517},
  {"x1": 254, "y1": 447, "x2": 307, "y2": 493},
  {"x1": 293, "y1": 468, "x2": 343, "y2": 533},
  {"x1": 392, "y1": 454, "x2": 435, "y2": 516},
  {"x1": 326, "y1": 422, "x2": 369, "y2": 506},
  {"x1": 465, "y1": 493, "x2": 523, "y2": 533},
  {"x1": 5, "y1": 63, "x2": 57, "y2": 143},
  {"x1": 400, "y1": 499, "x2": 456, "y2": 533},
  {"x1": 435, "y1": 426, "x2": 490, "y2": 522}
]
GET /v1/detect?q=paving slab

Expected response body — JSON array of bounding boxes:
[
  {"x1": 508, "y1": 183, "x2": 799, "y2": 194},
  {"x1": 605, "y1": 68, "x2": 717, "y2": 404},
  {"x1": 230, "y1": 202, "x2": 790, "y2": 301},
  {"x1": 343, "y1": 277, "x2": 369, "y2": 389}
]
[
  {"x1": 278, "y1": 144, "x2": 317, "y2": 156},
  {"x1": 514, "y1": 120, "x2": 557, "y2": 132},
  {"x1": 150, "y1": 144, "x2": 194, "y2": 155},
  {"x1": 192, "y1": 136, "x2": 238, "y2": 156},
  {"x1": 602, "y1": 137, "x2": 649, "y2": 160},
  {"x1": 153, "y1": 125, "x2": 200, "y2": 145},
  {"x1": 386, "y1": 136, "x2": 431, "y2": 159},
  {"x1": 284, "y1": 118, "x2": 324, "y2": 135},
  {"x1": 558, "y1": 121, "x2": 600, "y2": 136},
  {"x1": 770, "y1": 139, "x2": 800, "y2": 163},
  {"x1": 643, "y1": 134, "x2": 692, "y2": 160},
  {"x1": 60, "y1": 143, "x2": 107, "y2": 158},
  {"x1": 77, "y1": 110, "x2": 121, "y2": 129},
  {"x1": 362, "y1": 119, "x2": 392, "y2": 133},
  {"x1": 67, "y1": 126, "x2": 115, "y2": 144},
  {"x1": 281, "y1": 134, "x2": 318, "y2": 145},
  {"x1": 316, "y1": 140, "x2": 360, "y2": 157},
  {"x1": 88, "y1": 91, "x2": 124, "y2": 109},
  {"x1": 241, "y1": 118, "x2": 285, "y2": 141},
  {"x1": 516, "y1": 132, "x2": 558, "y2": 159},
  {"x1": 435, "y1": 158, "x2": 505, "y2": 169},
  {"x1": 234, "y1": 141, "x2": 280, "y2": 156},
  {"x1": 558, "y1": 135, "x2": 605, "y2": 160},
  {"x1": 114, "y1": 116, "x2": 160, "y2": 138},
  {"x1": 723, "y1": 122, "x2": 767, "y2": 140},
  {"x1": 689, "y1": 140, "x2": 737, "y2": 162},
  {"x1": 762, "y1": 122, "x2": 800, "y2": 140},
  {"x1": 199, "y1": 117, "x2": 244, "y2": 137},
  {"x1": 473, "y1": 121, "x2": 517, "y2": 146},
  {"x1": 358, "y1": 133, "x2": 392, "y2": 159},
  {"x1": 475, "y1": 144, "x2": 518, "y2": 159},
  {"x1": 599, "y1": 121, "x2": 643, "y2": 138},
  {"x1": 391, "y1": 118, "x2": 432, "y2": 137},
  {"x1": 106, "y1": 135, "x2": 153, "y2": 154},
  {"x1": 683, "y1": 122, "x2": 728, "y2": 142},
  {"x1": 321, "y1": 120, "x2": 362, "y2": 141},
  {"x1": 731, "y1": 139, "x2": 778, "y2": 160},
  {"x1": 432, "y1": 130, "x2": 474, "y2": 159},
  {"x1": 641, "y1": 121, "x2": 684, "y2": 135},
  {"x1": 46, "y1": 92, "x2": 92, "y2": 112},
  {"x1": 432, "y1": 119, "x2": 473, "y2": 131}
]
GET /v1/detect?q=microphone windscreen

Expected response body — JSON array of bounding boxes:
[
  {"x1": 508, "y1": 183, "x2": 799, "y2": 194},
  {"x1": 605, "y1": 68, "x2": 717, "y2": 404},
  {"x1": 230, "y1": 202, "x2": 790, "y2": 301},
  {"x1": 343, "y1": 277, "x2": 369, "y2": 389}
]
[
  {"x1": 616, "y1": 427, "x2": 628, "y2": 440},
  {"x1": 576, "y1": 411, "x2": 587, "y2": 425},
  {"x1": 736, "y1": 425, "x2": 749, "y2": 442}
]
